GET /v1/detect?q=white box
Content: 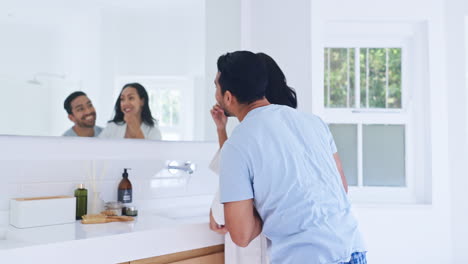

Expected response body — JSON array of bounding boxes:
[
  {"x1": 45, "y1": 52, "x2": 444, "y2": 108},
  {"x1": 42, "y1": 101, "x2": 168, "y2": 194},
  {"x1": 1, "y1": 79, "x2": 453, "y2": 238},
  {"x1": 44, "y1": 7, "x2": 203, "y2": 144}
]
[{"x1": 9, "y1": 196, "x2": 76, "y2": 228}]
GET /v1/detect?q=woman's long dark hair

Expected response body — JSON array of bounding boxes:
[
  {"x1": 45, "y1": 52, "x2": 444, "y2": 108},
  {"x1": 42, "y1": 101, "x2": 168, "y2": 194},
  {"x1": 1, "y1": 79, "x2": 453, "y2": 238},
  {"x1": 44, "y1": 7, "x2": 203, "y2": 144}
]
[
  {"x1": 257, "y1": 53, "x2": 297, "y2": 109},
  {"x1": 109, "y1": 82, "x2": 156, "y2": 127}
]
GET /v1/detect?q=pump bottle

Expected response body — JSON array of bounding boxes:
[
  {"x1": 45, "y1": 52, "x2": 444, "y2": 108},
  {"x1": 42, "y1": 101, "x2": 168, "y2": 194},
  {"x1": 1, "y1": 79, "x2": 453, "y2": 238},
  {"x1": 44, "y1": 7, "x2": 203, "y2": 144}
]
[{"x1": 118, "y1": 168, "x2": 132, "y2": 204}]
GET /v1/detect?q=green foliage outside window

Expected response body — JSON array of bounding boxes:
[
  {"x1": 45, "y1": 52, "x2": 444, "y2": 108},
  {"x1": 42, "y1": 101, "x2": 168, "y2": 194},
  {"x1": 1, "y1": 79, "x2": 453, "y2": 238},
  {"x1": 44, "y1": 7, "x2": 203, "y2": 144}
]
[{"x1": 324, "y1": 47, "x2": 401, "y2": 109}]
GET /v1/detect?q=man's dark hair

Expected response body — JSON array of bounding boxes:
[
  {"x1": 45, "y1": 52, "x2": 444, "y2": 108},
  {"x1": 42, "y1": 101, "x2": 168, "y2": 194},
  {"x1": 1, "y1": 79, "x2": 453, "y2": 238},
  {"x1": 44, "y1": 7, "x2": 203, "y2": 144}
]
[
  {"x1": 64, "y1": 91, "x2": 87, "y2": 114},
  {"x1": 217, "y1": 51, "x2": 268, "y2": 104},
  {"x1": 109, "y1": 82, "x2": 156, "y2": 127}
]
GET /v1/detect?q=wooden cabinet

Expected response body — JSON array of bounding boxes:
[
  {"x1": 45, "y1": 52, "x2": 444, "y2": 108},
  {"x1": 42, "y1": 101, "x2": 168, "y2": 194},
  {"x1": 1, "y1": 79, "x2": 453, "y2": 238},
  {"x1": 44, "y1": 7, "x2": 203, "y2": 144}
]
[
  {"x1": 166, "y1": 252, "x2": 223, "y2": 264},
  {"x1": 118, "y1": 244, "x2": 224, "y2": 264}
]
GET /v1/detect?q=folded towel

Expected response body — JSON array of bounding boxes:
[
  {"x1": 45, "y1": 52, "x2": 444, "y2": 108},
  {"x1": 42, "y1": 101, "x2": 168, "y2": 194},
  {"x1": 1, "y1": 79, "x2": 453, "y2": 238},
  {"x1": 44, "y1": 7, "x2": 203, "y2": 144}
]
[
  {"x1": 209, "y1": 149, "x2": 225, "y2": 225},
  {"x1": 211, "y1": 190, "x2": 225, "y2": 225}
]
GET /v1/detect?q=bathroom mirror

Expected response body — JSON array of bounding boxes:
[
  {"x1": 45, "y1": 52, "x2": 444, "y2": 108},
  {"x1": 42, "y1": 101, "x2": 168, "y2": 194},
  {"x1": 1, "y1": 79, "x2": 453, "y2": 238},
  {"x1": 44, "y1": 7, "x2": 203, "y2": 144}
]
[{"x1": 0, "y1": 0, "x2": 241, "y2": 141}]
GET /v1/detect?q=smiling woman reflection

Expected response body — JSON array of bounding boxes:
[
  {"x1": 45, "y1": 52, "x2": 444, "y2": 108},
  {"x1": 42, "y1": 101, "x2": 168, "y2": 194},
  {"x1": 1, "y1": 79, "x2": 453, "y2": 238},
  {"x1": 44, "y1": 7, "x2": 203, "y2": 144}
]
[{"x1": 99, "y1": 83, "x2": 162, "y2": 140}]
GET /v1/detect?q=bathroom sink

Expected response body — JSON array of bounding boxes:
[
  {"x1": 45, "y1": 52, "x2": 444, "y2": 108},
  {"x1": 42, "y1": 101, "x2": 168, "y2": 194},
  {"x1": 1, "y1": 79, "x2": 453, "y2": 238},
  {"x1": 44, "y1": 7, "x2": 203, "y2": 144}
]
[
  {"x1": 153, "y1": 206, "x2": 209, "y2": 221},
  {"x1": 0, "y1": 228, "x2": 5, "y2": 240},
  {"x1": 0, "y1": 228, "x2": 30, "y2": 250}
]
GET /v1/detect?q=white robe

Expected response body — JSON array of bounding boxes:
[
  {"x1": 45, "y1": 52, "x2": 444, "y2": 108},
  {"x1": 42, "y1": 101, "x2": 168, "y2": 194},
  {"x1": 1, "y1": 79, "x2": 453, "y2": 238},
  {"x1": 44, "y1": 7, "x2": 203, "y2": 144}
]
[
  {"x1": 210, "y1": 150, "x2": 269, "y2": 264},
  {"x1": 99, "y1": 122, "x2": 161, "y2": 140}
]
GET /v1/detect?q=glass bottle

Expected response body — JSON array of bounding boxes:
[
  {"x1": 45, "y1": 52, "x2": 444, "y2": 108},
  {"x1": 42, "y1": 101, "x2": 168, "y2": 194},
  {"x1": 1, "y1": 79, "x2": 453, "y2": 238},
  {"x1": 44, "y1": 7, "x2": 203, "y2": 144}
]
[
  {"x1": 118, "y1": 168, "x2": 132, "y2": 204},
  {"x1": 74, "y1": 184, "x2": 88, "y2": 220}
]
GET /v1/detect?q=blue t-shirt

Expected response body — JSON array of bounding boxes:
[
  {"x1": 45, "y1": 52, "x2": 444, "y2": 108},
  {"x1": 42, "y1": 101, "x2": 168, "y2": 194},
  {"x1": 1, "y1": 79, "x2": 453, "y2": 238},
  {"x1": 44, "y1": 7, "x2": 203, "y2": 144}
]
[
  {"x1": 62, "y1": 126, "x2": 103, "y2": 137},
  {"x1": 220, "y1": 104, "x2": 365, "y2": 264}
]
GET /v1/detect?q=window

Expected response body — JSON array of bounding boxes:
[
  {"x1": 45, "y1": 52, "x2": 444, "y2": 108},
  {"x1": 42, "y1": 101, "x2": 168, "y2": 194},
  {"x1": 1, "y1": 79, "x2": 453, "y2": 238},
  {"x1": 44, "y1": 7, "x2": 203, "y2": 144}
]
[
  {"x1": 315, "y1": 21, "x2": 429, "y2": 203},
  {"x1": 324, "y1": 47, "x2": 407, "y2": 188},
  {"x1": 148, "y1": 88, "x2": 182, "y2": 140},
  {"x1": 324, "y1": 48, "x2": 402, "y2": 109},
  {"x1": 114, "y1": 76, "x2": 194, "y2": 141}
]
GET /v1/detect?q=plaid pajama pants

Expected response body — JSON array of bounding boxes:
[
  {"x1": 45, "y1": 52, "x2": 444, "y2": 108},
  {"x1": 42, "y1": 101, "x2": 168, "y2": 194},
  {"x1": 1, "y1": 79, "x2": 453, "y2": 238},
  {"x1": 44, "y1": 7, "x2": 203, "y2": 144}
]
[{"x1": 339, "y1": 252, "x2": 367, "y2": 264}]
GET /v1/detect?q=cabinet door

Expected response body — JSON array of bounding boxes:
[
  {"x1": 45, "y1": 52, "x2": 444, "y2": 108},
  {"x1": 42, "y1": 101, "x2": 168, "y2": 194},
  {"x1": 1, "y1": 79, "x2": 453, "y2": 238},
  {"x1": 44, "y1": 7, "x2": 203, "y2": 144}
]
[
  {"x1": 168, "y1": 252, "x2": 224, "y2": 264},
  {"x1": 129, "y1": 244, "x2": 224, "y2": 264}
]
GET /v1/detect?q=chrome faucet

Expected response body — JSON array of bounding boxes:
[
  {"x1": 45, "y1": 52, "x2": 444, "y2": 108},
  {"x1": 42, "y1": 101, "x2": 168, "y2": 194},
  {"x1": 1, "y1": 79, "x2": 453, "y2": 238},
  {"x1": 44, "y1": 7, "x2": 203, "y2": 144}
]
[{"x1": 167, "y1": 161, "x2": 196, "y2": 175}]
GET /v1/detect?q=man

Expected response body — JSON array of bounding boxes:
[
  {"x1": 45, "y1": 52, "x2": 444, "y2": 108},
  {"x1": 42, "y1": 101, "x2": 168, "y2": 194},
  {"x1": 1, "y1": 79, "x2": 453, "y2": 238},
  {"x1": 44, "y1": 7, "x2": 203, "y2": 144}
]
[
  {"x1": 62, "y1": 91, "x2": 102, "y2": 137},
  {"x1": 215, "y1": 51, "x2": 366, "y2": 264}
]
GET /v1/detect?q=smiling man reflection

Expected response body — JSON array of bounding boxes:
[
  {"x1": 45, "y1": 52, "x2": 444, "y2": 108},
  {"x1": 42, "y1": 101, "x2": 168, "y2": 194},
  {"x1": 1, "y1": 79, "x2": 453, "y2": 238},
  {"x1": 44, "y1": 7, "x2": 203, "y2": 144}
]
[{"x1": 62, "y1": 91, "x2": 102, "y2": 137}]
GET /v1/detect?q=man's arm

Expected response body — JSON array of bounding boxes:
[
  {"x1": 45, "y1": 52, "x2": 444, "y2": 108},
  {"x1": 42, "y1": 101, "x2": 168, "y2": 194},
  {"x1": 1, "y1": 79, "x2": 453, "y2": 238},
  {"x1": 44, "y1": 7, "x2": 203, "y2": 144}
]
[
  {"x1": 224, "y1": 199, "x2": 262, "y2": 247},
  {"x1": 333, "y1": 153, "x2": 348, "y2": 193}
]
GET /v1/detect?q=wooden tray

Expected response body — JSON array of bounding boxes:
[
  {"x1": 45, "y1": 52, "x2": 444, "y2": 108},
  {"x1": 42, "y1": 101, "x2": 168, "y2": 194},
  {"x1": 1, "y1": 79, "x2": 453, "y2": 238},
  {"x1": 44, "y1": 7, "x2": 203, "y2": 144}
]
[{"x1": 81, "y1": 214, "x2": 134, "y2": 224}]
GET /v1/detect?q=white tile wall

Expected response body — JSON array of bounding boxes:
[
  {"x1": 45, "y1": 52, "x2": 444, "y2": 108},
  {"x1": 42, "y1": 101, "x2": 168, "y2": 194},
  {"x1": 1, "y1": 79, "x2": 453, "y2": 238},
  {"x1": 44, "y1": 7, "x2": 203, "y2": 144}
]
[{"x1": 0, "y1": 137, "x2": 220, "y2": 226}]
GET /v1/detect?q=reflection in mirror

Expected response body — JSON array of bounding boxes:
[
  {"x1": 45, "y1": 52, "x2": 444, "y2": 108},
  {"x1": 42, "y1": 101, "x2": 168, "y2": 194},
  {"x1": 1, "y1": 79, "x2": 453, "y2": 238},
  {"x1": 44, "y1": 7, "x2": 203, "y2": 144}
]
[{"x1": 0, "y1": 0, "x2": 240, "y2": 141}]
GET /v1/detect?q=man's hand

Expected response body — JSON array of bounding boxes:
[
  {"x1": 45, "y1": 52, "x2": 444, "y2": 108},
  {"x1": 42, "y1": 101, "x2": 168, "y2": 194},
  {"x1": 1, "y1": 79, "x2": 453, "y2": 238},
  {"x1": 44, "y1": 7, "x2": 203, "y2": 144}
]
[
  {"x1": 210, "y1": 104, "x2": 228, "y2": 148},
  {"x1": 209, "y1": 209, "x2": 228, "y2": 235},
  {"x1": 210, "y1": 104, "x2": 228, "y2": 130}
]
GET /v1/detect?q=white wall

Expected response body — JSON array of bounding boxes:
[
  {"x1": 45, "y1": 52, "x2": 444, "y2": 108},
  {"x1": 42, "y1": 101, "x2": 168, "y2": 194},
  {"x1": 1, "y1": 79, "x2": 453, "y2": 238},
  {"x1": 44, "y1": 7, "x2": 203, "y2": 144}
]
[
  {"x1": 0, "y1": 16, "x2": 69, "y2": 136},
  {"x1": 0, "y1": 7, "x2": 107, "y2": 136},
  {"x1": 241, "y1": 0, "x2": 453, "y2": 263},
  {"x1": 445, "y1": 0, "x2": 468, "y2": 262}
]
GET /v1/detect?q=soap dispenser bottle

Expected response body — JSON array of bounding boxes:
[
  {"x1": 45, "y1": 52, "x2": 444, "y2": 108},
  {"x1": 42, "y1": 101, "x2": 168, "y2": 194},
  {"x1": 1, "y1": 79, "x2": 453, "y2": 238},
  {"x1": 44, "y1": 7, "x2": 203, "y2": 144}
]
[
  {"x1": 74, "y1": 184, "x2": 88, "y2": 220},
  {"x1": 118, "y1": 168, "x2": 132, "y2": 204}
]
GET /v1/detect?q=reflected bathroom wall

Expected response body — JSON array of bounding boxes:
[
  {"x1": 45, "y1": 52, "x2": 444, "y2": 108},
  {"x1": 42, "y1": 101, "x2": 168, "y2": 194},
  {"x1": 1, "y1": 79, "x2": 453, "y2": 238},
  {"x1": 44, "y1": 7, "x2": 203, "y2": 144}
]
[{"x1": 0, "y1": 78, "x2": 82, "y2": 136}]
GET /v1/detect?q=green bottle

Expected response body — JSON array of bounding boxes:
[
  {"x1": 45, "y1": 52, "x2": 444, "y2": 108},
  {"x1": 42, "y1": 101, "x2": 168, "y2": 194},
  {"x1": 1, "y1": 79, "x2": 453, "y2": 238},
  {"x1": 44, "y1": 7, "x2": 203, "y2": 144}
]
[{"x1": 74, "y1": 184, "x2": 88, "y2": 220}]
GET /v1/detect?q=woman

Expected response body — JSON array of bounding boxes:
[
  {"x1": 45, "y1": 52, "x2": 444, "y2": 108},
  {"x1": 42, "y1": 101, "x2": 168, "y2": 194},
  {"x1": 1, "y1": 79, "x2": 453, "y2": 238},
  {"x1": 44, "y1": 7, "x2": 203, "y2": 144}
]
[
  {"x1": 208, "y1": 53, "x2": 298, "y2": 264},
  {"x1": 99, "y1": 83, "x2": 162, "y2": 140}
]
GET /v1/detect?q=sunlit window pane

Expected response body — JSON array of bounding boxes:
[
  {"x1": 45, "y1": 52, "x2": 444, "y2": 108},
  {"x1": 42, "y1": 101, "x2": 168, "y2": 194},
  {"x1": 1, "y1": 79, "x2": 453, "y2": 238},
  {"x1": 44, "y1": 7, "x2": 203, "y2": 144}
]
[
  {"x1": 324, "y1": 48, "x2": 355, "y2": 108},
  {"x1": 388, "y1": 48, "x2": 402, "y2": 108},
  {"x1": 149, "y1": 89, "x2": 181, "y2": 127}
]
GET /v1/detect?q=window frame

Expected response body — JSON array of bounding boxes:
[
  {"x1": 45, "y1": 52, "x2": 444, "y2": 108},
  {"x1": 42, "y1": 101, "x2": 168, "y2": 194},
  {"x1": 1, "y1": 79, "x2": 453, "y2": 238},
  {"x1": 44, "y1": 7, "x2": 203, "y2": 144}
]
[{"x1": 315, "y1": 22, "x2": 426, "y2": 204}]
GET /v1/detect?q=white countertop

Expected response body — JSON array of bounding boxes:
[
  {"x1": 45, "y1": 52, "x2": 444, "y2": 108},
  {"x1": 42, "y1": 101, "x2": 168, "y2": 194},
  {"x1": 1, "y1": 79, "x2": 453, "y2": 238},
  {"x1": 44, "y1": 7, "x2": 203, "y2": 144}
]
[{"x1": 0, "y1": 196, "x2": 224, "y2": 264}]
